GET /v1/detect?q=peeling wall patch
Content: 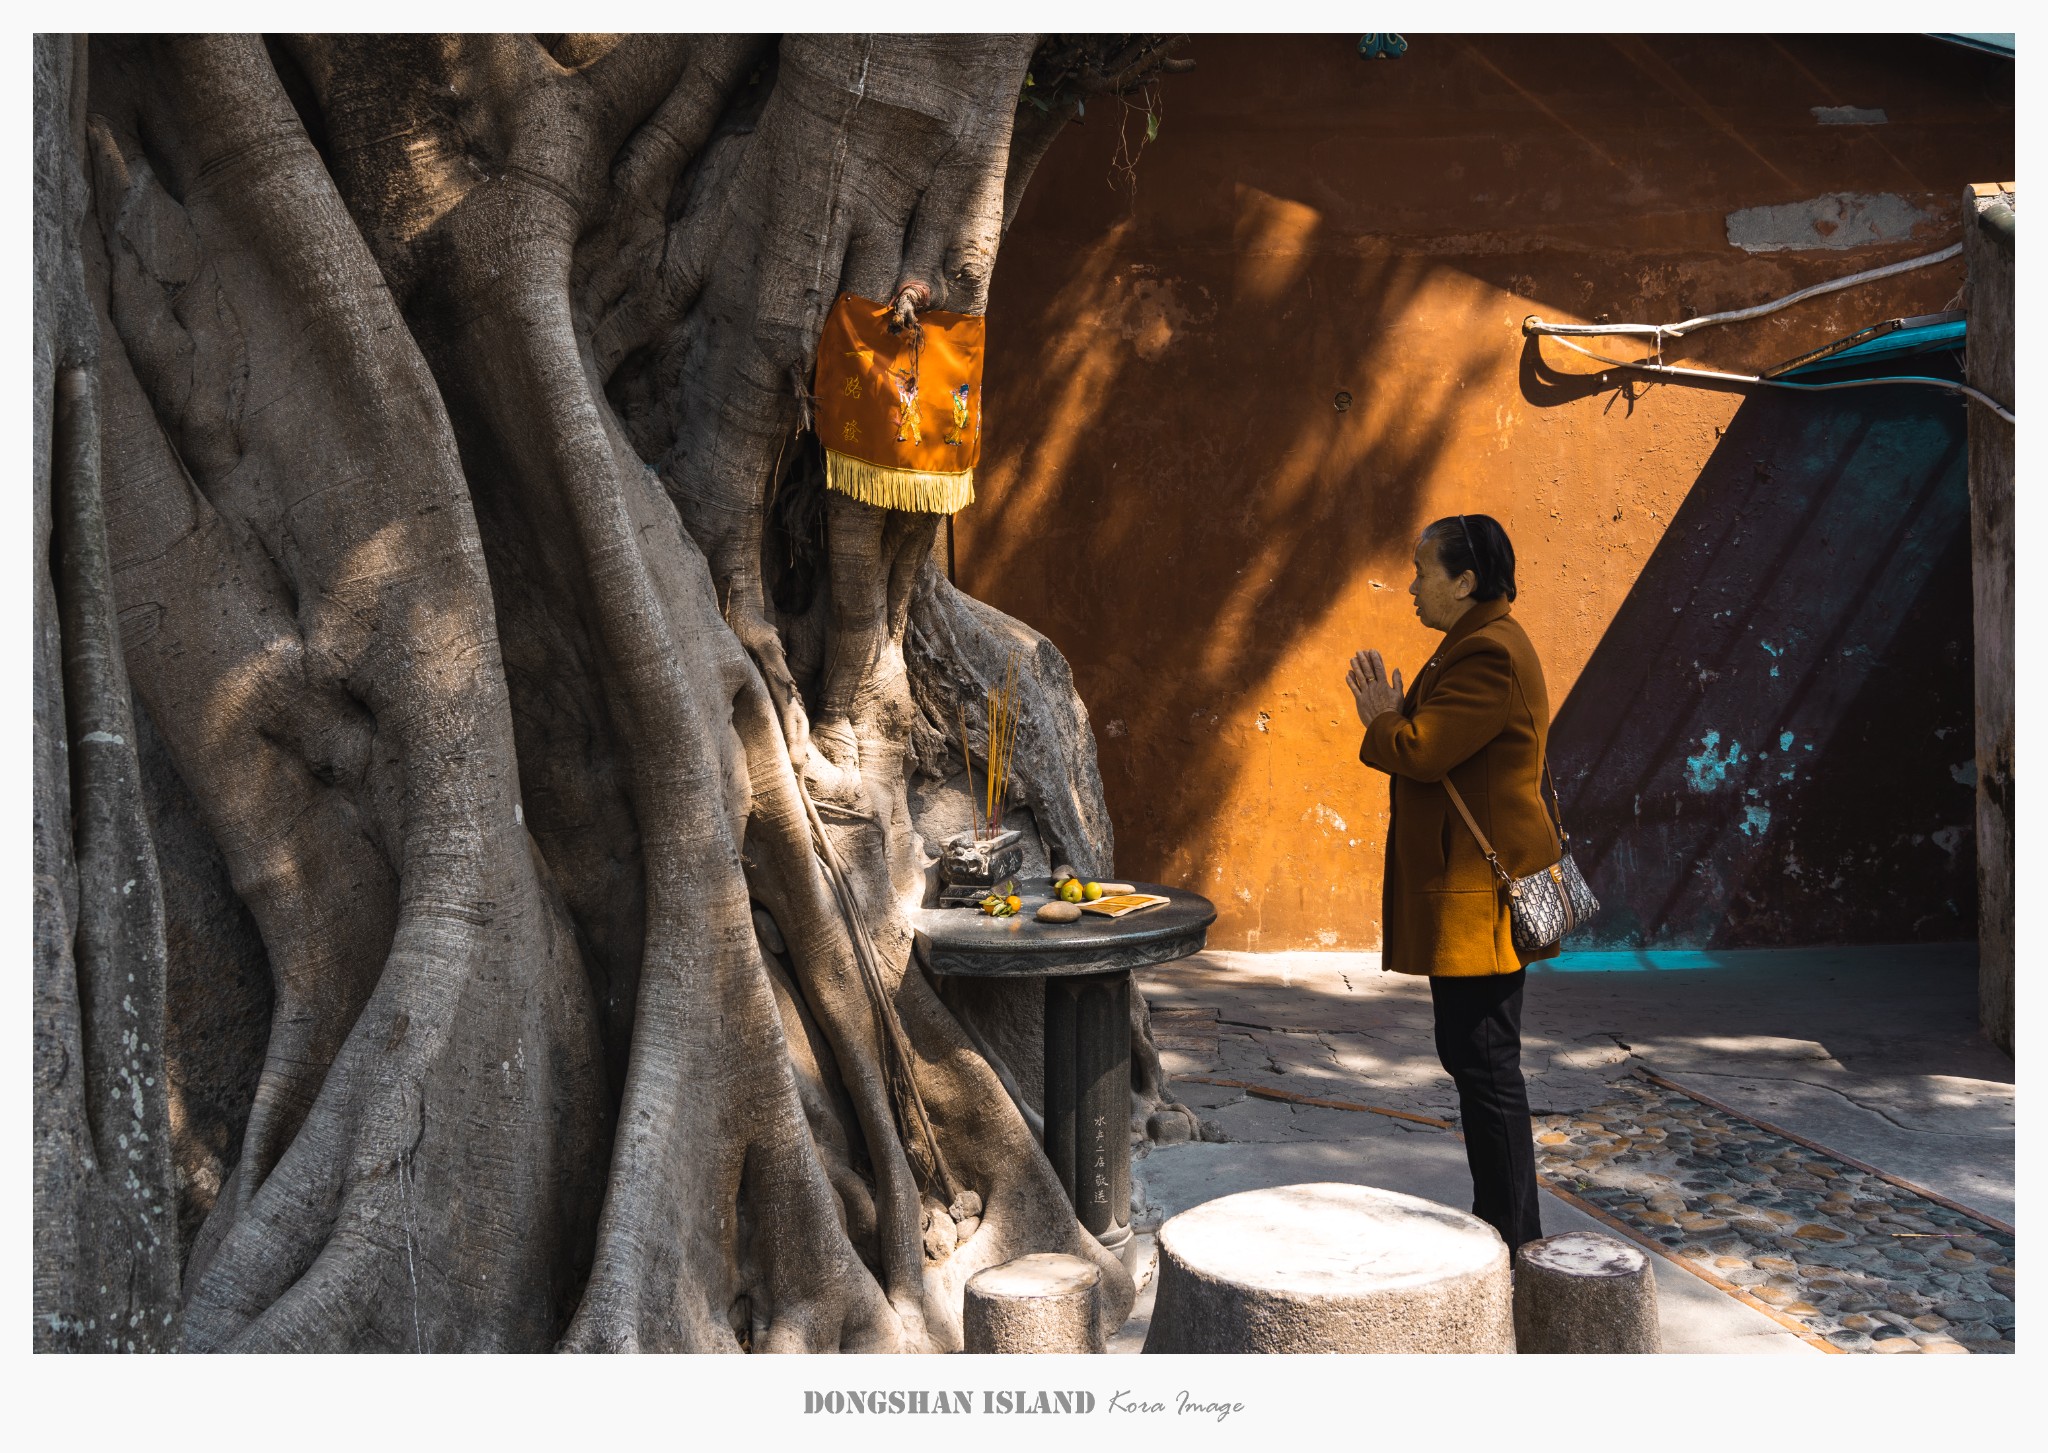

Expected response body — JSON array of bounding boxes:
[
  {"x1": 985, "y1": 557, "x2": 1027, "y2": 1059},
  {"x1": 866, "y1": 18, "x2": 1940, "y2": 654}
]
[
  {"x1": 1725, "y1": 192, "x2": 1933, "y2": 252},
  {"x1": 1740, "y1": 805, "x2": 1772, "y2": 837},
  {"x1": 1951, "y1": 760, "x2": 1979, "y2": 787},
  {"x1": 1811, "y1": 105, "x2": 1889, "y2": 125},
  {"x1": 1684, "y1": 731, "x2": 1745, "y2": 792}
]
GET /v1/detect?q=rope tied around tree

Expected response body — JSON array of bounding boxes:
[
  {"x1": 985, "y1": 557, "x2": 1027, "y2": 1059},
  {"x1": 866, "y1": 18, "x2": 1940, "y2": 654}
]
[{"x1": 890, "y1": 278, "x2": 932, "y2": 334}]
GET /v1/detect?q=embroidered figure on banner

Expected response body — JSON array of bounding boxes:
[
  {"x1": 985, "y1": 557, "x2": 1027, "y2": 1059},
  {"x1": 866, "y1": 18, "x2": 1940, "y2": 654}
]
[
  {"x1": 892, "y1": 369, "x2": 922, "y2": 445},
  {"x1": 945, "y1": 382, "x2": 971, "y2": 446}
]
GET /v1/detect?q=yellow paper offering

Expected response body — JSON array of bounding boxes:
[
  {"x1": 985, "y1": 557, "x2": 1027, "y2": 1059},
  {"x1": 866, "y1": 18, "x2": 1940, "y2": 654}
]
[{"x1": 1078, "y1": 893, "x2": 1170, "y2": 919}]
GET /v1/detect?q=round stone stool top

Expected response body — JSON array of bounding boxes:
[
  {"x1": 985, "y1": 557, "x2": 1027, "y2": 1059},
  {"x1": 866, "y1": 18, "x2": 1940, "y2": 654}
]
[
  {"x1": 1159, "y1": 1182, "x2": 1506, "y2": 1294},
  {"x1": 1520, "y1": 1231, "x2": 1646, "y2": 1279},
  {"x1": 967, "y1": 1252, "x2": 1101, "y2": 1300}
]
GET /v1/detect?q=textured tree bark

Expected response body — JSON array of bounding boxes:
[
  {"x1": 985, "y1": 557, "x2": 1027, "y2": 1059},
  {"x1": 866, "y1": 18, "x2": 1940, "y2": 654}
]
[
  {"x1": 33, "y1": 32, "x2": 183, "y2": 1353},
  {"x1": 34, "y1": 31, "x2": 1185, "y2": 1353}
]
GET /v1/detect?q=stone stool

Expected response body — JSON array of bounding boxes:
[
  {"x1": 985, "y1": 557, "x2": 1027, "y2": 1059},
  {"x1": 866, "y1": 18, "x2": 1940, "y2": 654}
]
[
  {"x1": 1140, "y1": 1183, "x2": 1515, "y2": 1353},
  {"x1": 963, "y1": 1253, "x2": 1104, "y2": 1353},
  {"x1": 1512, "y1": 1231, "x2": 1661, "y2": 1353}
]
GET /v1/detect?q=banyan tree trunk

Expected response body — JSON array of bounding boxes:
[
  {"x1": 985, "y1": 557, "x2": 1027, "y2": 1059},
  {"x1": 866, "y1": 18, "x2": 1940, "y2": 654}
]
[{"x1": 32, "y1": 32, "x2": 1187, "y2": 1353}]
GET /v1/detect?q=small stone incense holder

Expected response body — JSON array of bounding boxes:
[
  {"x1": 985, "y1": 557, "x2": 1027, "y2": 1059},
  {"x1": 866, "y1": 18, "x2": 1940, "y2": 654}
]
[{"x1": 938, "y1": 828, "x2": 1023, "y2": 908}]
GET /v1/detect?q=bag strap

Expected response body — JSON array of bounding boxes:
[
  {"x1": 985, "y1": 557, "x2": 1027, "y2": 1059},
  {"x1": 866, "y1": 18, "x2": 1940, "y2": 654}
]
[
  {"x1": 1541, "y1": 759, "x2": 1570, "y2": 846},
  {"x1": 1440, "y1": 778, "x2": 1514, "y2": 886},
  {"x1": 1443, "y1": 762, "x2": 1572, "y2": 885}
]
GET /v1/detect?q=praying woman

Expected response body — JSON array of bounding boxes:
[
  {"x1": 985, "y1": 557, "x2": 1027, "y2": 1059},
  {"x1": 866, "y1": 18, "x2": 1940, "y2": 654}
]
[{"x1": 1344, "y1": 513, "x2": 1557, "y2": 1256}]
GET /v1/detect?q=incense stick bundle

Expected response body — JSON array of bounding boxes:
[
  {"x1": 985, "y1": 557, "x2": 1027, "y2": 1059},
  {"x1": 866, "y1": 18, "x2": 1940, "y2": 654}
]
[
  {"x1": 983, "y1": 666, "x2": 1002, "y2": 833},
  {"x1": 999, "y1": 652, "x2": 1019, "y2": 825},
  {"x1": 983, "y1": 651, "x2": 1021, "y2": 837}
]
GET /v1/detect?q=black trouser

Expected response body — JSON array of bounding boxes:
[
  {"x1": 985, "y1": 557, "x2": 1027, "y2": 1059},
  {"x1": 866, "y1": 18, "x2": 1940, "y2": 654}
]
[{"x1": 1429, "y1": 969, "x2": 1543, "y2": 1255}]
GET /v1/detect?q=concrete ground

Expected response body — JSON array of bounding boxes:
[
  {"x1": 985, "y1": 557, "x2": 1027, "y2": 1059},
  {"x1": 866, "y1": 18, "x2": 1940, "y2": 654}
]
[{"x1": 1108, "y1": 942, "x2": 2011, "y2": 1353}]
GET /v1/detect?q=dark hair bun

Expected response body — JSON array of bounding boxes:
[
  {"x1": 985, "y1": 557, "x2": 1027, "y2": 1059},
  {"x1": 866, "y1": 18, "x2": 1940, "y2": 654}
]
[{"x1": 1424, "y1": 514, "x2": 1517, "y2": 602}]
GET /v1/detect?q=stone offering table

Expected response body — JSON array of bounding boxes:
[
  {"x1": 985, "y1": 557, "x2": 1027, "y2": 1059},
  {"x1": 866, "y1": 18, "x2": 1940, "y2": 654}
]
[
  {"x1": 910, "y1": 879, "x2": 1214, "y2": 1266},
  {"x1": 1141, "y1": 1182, "x2": 1516, "y2": 1353}
]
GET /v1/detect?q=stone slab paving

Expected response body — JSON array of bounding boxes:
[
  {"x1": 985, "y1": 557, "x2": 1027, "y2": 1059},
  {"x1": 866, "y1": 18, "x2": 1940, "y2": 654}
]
[
  {"x1": 1127, "y1": 944, "x2": 2013, "y2": 1355},
  {"x1": 1534, "y1": 1077, "x2": 2015, "y2": 1353}
]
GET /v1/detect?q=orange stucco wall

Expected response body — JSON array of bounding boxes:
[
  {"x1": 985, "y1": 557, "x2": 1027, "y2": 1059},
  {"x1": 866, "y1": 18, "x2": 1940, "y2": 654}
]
[{"x1": 966, "y1": 35, "x2": 2012, "y2": 952}]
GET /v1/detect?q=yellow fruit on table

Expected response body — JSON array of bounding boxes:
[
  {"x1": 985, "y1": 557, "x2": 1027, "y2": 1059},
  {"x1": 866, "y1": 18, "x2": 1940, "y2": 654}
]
[
  {"x1": 1060, "y1": 879, "x2": 1084, "y2": 903},
  {"x1": 1083, "y1": 881, "x2": 1103, "y2": 901}
]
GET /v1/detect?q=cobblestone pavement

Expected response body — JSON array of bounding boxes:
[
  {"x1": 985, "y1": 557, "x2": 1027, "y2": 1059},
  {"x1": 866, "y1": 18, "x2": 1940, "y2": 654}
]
[{"x1": 1535, "y1": 1077, "x2": 2016, "y2": 1353}]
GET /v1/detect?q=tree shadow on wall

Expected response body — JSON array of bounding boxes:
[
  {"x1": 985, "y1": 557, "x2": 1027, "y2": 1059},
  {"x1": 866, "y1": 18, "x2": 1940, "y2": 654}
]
[
  {"x1": 1543, "y1": 373, "x2": 1977, "y2": 949},
  {"x1": 971, "y1": 235, "x2": 1510, "y2": 891}
]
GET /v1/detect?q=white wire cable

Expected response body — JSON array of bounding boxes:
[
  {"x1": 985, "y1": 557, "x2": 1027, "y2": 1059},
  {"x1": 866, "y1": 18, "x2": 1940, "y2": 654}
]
[
  {"x1": 1526, "y1": 243, "x2": 1964, "y2": 340},
  {"x1": 1537, "y1": 330, "x2": 2016, "y2": 424},
  {"x1": 1522, "y1": 239, "x2": 2010, "y2": 420}
]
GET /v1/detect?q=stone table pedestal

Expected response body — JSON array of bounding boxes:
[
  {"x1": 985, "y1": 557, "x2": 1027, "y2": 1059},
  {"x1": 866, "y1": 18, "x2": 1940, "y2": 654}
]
[{"x1": 910, "y1": 879, "x2": 1214, "y2": 1266}]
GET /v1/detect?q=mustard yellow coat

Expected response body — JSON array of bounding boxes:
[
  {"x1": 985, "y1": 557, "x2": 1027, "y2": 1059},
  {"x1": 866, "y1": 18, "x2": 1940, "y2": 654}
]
[{"x1": 1358, "y1": 597, "x2": 1561, "y2": 976}]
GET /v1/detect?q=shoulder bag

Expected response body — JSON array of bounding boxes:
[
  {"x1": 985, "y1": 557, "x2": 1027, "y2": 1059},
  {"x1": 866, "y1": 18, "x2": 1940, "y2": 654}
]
[{"x1": 1440, "y1": 764, "x2": 1599, "y2": 953}]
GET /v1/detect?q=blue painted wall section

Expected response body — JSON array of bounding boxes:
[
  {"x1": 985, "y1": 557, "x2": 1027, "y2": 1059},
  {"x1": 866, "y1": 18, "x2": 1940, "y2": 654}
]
[{"x1": 1549, "y1": 385, "x2": 1976, "y2": 948}]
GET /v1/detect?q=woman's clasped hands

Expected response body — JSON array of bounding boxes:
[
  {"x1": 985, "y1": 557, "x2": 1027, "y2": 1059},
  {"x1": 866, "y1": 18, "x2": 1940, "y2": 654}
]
[{"x1": 1345, "y1": 648, "x2": 1405, "y2": 727}]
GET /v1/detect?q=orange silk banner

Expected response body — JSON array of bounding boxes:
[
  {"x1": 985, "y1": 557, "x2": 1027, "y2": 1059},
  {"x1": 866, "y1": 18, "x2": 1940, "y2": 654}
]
[{"x1": 814, "y1": 292, "x2": 985, "y2": 479}]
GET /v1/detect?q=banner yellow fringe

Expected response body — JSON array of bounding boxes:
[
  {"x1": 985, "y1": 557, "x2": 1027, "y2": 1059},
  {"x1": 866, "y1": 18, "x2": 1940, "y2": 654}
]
[{"x1": 824, "y1": 450, "x2": 975, "y2": 515}]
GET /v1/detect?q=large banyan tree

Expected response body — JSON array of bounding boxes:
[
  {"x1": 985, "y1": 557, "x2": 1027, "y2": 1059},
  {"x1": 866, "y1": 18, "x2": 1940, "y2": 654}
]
[{"x1": 32, "y1": 32, "x2": 1194, "y2": 1353}]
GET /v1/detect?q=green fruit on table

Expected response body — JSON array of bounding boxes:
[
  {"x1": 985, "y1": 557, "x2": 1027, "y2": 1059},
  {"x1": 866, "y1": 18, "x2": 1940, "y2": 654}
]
[
  {"x1": 1083, "y1": 881, "x2": 1103, "y2": 901},
  {"x1": 1059, "y1": 878, "x2": 1085, "y2": 903}
]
